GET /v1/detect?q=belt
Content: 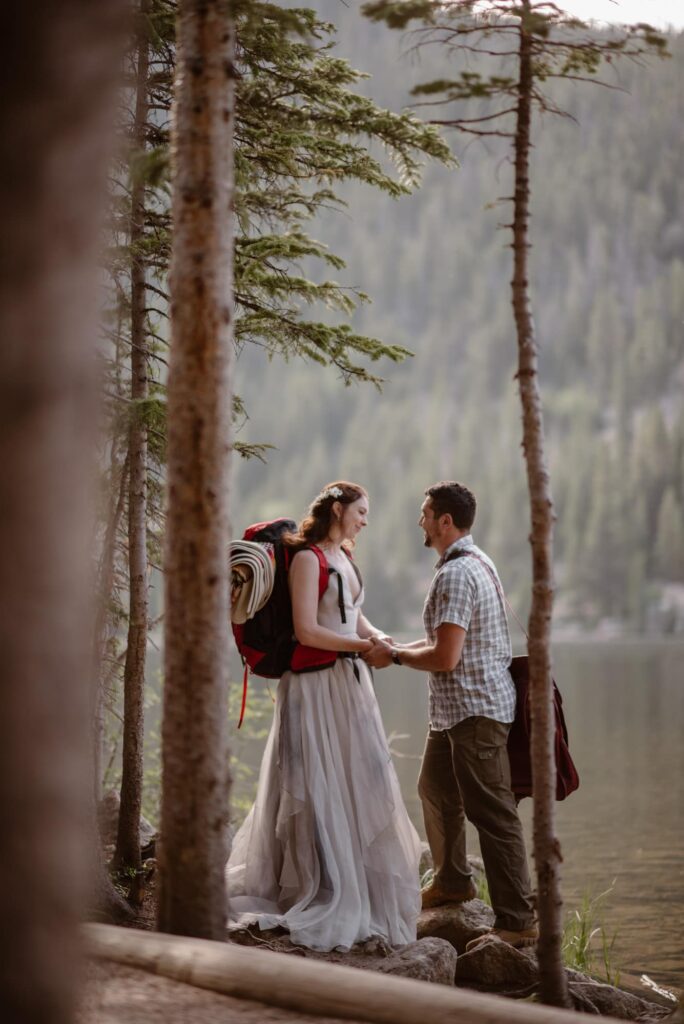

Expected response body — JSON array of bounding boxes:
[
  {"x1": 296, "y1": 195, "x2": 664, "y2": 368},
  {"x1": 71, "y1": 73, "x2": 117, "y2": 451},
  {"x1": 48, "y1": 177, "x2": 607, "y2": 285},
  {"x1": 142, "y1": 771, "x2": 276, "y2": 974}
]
[{"x1": 338, "y1": 651, "x2": 362, "y2": 684}]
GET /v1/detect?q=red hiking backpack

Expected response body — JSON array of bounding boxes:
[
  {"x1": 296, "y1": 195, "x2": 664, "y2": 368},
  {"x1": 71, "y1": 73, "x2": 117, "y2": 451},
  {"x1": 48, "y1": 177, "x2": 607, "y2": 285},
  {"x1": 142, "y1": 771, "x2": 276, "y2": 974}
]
[{"x1": 231, "y1": 518, "x2": 338, "y2": 726}]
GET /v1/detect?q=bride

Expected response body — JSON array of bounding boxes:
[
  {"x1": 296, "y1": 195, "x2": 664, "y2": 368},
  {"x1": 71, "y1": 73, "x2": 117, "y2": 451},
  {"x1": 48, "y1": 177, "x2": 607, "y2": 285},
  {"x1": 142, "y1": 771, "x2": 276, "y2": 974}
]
[{"x1": 226, "y1": 481, "x2": 421, "y2": 951}]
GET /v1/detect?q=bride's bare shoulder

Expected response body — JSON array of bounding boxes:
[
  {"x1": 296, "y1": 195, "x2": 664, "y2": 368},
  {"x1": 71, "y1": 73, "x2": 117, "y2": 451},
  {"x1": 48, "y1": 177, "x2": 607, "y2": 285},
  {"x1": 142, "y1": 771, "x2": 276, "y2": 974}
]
[{"x1": 289, "y1": 548, "x2": 320, "y2": 572}]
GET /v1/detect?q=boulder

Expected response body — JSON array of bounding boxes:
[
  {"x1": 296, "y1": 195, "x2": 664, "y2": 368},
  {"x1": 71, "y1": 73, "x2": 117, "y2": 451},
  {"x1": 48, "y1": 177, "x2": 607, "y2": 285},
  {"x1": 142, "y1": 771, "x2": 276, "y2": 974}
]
[
  {"x1": 417, "y1": 899, "x2": 494, "y2": 954},
  {"x1": 454, "y1": 944, "x2": 672, "y2": 1020},
  {"x1": 455, "y1": 935, "x2": 537, "y2": 992},
  {"x1": 229, "y1": 928, "x2": 457, "y2": 986},
  {"x1": 565, "y1": 969, "x2": 673, "y2": 1021},
  {"x1": 373, "y1": 938, "x2": 457, "y2": 986}
]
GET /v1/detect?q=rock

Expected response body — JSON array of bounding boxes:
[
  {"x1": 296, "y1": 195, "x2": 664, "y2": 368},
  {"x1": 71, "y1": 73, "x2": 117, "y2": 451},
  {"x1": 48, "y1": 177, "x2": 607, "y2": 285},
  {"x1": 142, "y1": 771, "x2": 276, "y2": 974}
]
[
  {"x1": 453, "y1": 946, "x2": 672, "y2": 1020},
  {"x1": 417, "y1": 898, "x2": 494, "y2": 954},
  {"x1": 455, "y1": 935, "x2": 537, "y2": 992},
  {"x1": 98, "y1": 789, "x2": 157, "y2": 850},
  {"x1": 97, "y1": 790, "x2": 120, "y2": 846},
  {"x1": 566, "y1": 969, "x2": 673, "y2": 1021},
  {"x1": 374, "y1": 938, "x2": 457, "y2": 986},
  {"x1": 229, "y1": 928, "x2": 456, "y2": 985}
]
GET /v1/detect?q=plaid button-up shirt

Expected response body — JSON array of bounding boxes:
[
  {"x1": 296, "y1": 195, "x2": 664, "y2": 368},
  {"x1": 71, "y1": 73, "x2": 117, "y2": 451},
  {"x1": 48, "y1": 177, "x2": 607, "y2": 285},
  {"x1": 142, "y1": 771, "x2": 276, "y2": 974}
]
[{"x1": 423, "y1": 535, "x2": 515, "y2": 730}]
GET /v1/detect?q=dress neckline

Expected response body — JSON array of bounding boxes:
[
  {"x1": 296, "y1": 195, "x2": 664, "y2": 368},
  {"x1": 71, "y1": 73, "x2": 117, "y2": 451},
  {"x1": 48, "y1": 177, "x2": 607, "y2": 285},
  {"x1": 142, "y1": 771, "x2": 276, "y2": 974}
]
[{"x1": 324, "y1": 553, "x2": 363, "y2": 606}]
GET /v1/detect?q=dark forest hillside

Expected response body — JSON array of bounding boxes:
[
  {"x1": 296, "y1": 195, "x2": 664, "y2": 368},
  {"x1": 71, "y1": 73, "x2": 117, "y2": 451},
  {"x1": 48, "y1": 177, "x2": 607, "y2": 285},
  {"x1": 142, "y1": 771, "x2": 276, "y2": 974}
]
[{"x1": 233, "y1": 7, "x2": 684, "y2": 634}]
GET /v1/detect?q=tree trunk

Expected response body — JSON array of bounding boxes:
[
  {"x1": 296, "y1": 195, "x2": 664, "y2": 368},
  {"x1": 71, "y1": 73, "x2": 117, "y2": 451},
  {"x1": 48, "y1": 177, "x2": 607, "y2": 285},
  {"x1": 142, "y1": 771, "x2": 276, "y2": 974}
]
[
  {"x1": 94, "y1": 450, "x2": 129, "y2": 802},
  {"x1": 114, "y1": 0, "x2": 151, "y2": 901},
  {"x1": 0, "y1": 2, "x2": 123, "y2": 1021},
  {"x1": 158, "y1": 0, "x2": 235, "y2": 939},
  {"x1": 511, "y1": 7, "x2": 569, "y2": 1008},
  {"x1": 91, "y1": 450, "x2": 138, "y2": 925}
]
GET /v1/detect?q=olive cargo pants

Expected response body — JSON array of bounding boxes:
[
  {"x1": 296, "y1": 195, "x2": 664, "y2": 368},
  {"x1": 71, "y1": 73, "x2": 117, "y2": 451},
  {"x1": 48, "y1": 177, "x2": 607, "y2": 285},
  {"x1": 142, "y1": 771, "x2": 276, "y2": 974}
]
[{"x1": 418, "y1": 715, "x2": 535, "y2": 931}]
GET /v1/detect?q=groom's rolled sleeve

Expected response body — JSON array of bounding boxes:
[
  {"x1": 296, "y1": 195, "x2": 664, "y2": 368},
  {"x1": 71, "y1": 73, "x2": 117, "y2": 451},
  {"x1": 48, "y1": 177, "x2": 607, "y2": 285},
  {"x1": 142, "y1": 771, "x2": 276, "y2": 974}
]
[{"x1": 432, "y1": 567, "x2": 474, "y2": 632}]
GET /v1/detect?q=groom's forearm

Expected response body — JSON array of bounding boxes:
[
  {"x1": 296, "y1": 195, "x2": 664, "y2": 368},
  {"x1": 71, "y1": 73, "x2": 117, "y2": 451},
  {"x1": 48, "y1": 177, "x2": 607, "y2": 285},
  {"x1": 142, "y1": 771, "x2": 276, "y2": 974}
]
[
  {"x1": 393, "y1": 644, "x2": 450, "y2": 673},
  {"x1": 393, "y1": 623, "x2": 465, "y2": 673}
]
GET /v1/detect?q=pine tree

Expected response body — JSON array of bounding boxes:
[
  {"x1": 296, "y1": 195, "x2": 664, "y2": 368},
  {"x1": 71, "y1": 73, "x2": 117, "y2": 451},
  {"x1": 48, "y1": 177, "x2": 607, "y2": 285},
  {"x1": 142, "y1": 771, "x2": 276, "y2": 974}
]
[
  {"x1": 157, "y1": 0, "x2": 236, "y2": 939},
  {"x1": 97, "y1": 0, "x2": 174, "y2": 835},
  {"x1": 654, "y1": 487, "x2": 684, "y2": 583},
  {"x1": 585, "y1": 288, "x2": 625, "y2": 394},
  {"x1": 631, "y1": 406, "x2": 671, "y2": 531},
  {"x1": 362, "y1": 0, "x2": 666, "y2": 1005},
  {"x1": 113, "y1": 0, "x2": 152, "y2": 904}
]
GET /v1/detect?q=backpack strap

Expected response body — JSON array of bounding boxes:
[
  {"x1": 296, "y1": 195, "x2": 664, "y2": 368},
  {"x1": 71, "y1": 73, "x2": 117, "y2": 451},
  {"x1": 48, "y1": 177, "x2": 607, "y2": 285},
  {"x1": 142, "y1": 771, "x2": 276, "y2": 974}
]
[
  {"x1": 310, "y1": 544, "x2": 351, "y2": 623},
  {"x1": 307, "y1": 546, "x2": 362, "y2": 626},
  {"x1": 283, "y1": 544, "x2": 329, "y2": 595},
  {"x1": 307, "y1": 545, "x2": 330, "y2": 600},
  {"x1": 443, "y1": 548, "x2": 528, "y2": 641}
]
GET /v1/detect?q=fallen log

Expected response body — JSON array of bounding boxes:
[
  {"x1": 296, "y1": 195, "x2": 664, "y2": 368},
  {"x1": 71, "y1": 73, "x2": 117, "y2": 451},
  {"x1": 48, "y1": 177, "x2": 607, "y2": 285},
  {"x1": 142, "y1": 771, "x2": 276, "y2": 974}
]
[{"x1": 85, "y1": 924, "x2": 585, "y2": 1024}]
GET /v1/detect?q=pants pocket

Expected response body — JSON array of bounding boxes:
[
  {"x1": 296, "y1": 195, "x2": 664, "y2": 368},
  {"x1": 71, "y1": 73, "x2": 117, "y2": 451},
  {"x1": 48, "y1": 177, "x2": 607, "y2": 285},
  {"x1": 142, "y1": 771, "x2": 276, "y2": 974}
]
[{"x1": 473, "y1": 718, "x2": 508, "y2": 785}]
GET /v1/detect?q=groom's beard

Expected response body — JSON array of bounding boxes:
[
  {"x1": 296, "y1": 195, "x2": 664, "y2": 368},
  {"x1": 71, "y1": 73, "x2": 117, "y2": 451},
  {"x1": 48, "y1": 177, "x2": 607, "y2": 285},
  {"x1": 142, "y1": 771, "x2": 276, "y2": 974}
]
[{"x1": 423, "y1": 533, "x2": 432, "y2": 548}]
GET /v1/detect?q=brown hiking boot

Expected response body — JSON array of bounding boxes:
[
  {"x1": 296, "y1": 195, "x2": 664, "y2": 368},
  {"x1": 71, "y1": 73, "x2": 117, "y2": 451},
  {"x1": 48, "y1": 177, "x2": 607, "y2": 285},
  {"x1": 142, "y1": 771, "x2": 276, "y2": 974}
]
[
  {"x1": 465, "y1": 925, "x2": 539, "y2": 951},
  {"x1": 421, "y1": 878, "x2": 478, "y2": 910}
]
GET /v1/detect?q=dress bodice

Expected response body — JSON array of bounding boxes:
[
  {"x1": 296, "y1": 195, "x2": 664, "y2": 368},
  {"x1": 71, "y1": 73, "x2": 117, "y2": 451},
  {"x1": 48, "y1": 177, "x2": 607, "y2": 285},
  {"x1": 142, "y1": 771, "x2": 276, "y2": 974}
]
[{"x1": 317, "y1": 561, "x2": 364, "y2": 636}]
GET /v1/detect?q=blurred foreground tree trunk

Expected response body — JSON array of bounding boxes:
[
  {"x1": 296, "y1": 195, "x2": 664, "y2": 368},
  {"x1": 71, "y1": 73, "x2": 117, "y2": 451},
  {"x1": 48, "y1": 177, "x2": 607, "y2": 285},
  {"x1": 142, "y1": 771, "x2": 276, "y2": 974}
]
[
  {"x1": 158, "y1": 0, "x2": 236, "y2": 939},
  {"x1": 0, "y1": 2, "x2": 124, "y2": 1021}
]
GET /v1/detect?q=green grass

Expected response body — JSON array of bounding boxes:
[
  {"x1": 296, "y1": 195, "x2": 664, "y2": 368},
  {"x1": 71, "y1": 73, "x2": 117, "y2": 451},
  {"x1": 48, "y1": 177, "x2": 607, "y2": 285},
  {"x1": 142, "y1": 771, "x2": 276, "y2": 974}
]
[
  {"x1": 475, "y1": 871, "x2": 490, "y2": 905},
  {"x1": 562, "y1": 881, "x2": 621, "y2": 986}
]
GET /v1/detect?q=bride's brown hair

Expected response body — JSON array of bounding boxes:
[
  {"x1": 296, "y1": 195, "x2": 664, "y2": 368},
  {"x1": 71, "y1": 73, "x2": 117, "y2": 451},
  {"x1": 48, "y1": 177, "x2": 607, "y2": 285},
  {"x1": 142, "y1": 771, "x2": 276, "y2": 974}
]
[{"x1": 284, "y1": 481, "x2": 367, "y2": 552}]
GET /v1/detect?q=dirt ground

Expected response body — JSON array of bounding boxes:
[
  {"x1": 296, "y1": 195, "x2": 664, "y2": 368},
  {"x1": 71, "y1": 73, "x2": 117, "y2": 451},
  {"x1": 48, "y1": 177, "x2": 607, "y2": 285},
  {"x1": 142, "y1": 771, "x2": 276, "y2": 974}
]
[
  {"x1": 79, "y1": 960, "x2": 369, "y2": 1024},
  {"x1": 86, "y1": 865, "x2": 409, "y2": 1023}
]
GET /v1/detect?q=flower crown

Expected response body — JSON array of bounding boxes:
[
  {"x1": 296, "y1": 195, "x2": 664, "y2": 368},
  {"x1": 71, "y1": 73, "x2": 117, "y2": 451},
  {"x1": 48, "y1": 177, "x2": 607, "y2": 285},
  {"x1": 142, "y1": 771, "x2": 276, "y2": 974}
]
[{"x1": 311, "y1": 485, "x2": 344, "y2": 509}]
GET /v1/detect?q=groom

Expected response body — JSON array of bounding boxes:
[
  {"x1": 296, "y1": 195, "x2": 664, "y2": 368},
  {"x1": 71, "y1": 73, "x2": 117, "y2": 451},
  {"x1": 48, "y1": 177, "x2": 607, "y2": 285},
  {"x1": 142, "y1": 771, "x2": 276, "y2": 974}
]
[{"x1": 365, "y1": 481, "x2": 537, "y2": 949}]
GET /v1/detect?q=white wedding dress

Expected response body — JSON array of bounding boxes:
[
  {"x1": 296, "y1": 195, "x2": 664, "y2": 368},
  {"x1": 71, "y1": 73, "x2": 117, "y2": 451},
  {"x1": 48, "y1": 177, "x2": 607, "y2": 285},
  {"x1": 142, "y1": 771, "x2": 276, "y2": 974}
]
[{"x1": 226, "y1": 563, "x2": 421, "y2": 951}]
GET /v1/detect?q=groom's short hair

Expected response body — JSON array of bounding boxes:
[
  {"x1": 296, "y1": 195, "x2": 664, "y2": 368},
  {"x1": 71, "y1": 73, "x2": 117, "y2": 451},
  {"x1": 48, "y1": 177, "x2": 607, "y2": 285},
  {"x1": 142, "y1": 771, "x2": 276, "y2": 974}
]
[{"x1": 425, "y1": 481, "x2": 476, "y2": 530}]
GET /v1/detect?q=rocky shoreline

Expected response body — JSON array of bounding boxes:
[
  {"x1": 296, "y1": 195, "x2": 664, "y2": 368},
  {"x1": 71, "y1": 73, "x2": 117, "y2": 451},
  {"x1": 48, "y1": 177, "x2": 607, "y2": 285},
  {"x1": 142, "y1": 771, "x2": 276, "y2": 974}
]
[
  {"x1": 229, "y1": 899, "x2": 677, "y2": 1022},
  {"x1": 99, "y1": 797, "x2": 680, "y2": 1022}
]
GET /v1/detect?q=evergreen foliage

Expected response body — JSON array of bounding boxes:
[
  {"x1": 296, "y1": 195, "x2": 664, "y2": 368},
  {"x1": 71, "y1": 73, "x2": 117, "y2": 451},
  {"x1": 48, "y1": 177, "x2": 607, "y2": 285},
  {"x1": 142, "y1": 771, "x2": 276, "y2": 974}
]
[{"x1": 234, "y1": 3, "x2": 452, "y2": 382}]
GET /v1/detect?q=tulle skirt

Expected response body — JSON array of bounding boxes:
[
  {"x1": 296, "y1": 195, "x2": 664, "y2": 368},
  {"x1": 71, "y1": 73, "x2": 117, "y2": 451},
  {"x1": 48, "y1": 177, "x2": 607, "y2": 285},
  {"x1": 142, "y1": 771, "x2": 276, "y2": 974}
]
[{"x1": 226, "y1": 658, "x2": 421, "y2": 951}]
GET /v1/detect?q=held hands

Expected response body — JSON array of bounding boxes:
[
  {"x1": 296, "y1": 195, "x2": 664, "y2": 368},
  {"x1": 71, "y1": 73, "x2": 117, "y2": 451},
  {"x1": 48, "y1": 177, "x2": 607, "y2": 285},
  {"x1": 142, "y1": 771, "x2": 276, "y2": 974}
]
[{"x1": 362, "y1": 635, "x2": 394, "y2": 669}]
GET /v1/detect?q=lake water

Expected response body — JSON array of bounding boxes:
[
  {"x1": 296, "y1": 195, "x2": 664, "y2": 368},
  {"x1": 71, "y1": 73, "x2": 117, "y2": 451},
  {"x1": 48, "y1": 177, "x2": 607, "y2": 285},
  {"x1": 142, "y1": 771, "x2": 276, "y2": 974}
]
[{"x1": 231, "y1": 640, "x2": 684, "y2": 995}]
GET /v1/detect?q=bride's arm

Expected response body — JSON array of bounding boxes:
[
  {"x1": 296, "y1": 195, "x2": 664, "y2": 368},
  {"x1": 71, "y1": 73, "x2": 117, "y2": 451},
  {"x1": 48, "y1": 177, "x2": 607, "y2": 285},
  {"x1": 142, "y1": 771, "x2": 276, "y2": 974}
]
[{"x1": 289, "y1": 550, "x2": 373, "y2": 654}]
